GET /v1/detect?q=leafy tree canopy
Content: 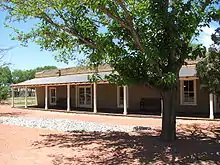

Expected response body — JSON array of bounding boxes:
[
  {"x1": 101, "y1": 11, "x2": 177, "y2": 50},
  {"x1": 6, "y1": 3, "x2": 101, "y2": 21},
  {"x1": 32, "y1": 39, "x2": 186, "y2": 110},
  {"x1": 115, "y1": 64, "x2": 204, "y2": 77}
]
[
  {"x1": 1, "y1": 0, "x2": 218, "y2": 88},
  {"x1": 211, "y1": 27, "x2": 220, "y2": 46},
  {"x1": 196, "y1": 27, "x2": 220, "y2": 95},
  {"x1": 0, "y1": 86, "x2": 9, "y2": 101},
  {"x1": 0, "y1": 66, "x2": 12, "y2": 85},
  {"x1": 0, "y1": 65, "x2": 57, "y2": 101},
  {"x1": 12, "y1": 66, "x2": 57, "y2": 84},
  {"x1": 0, "y1": 66, "x2": 11, "y2": 101},
  {"x1": 0, "y1": 47, "x2": 13, "y2": 101}
]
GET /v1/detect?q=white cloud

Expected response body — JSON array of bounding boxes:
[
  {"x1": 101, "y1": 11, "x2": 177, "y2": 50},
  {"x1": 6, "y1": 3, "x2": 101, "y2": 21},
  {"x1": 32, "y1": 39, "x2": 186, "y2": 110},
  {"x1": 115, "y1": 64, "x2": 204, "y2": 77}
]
[
  {"x1": 201, "y1": 26, "x2": 215, "y2": 36},
  {"x1": 198, "y1": 26, "x2": 215, "y2": 49},
  {"x1": 197, "y1": 21, "x2": 219, "y2": 49}
]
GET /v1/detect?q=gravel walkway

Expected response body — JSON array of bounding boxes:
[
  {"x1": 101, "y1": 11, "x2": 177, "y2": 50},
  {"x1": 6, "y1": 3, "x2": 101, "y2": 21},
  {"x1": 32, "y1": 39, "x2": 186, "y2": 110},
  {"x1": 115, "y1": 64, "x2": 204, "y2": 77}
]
[{"x1": 0, "y1": 116, "x2": 151, "y2": 132}]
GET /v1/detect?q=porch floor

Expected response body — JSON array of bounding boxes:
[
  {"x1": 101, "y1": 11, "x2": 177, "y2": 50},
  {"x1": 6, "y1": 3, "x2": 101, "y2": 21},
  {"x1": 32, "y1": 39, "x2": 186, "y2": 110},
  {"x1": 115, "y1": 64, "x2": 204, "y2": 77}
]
[
  {"x1": 25, "y1": 105, "x2": 220, "y2": 119},
  {"x1": 5, "y1": 105, "x2": 220, "y2": 122}
]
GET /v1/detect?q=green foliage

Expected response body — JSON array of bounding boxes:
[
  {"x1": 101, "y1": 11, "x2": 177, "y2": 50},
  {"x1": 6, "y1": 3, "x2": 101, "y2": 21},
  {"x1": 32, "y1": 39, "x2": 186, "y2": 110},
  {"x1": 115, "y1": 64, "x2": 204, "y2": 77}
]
[
  {"x1": 0, "y1": 66, "x2": 11, "y2": 101},
  {"x1": 12, "y1": 66, "x2": 57, "y2": 84},
  {"x1": 0, "y1": 66, "x2": 12, "y2": 85},
  {"x1": 196, "y1": 51, "x2": 220, "y2": 94},
  {"x1": 211, "y1": 27, "x2": 220, "y2": 46},
  {"x1": 0, "y1": 65, "x2": 56, "y2": 100},
  {"x1": 1, "y1": 0, "x2": 218, "y2": 90},
  {"x1": 35, "y1": 66, "x2": 57, "y2": 72},
  {"x1": 0, "y1": 85, "x2": 9, "y2": 101},
  {"x1": 196, "y1": 26, "x2": 220, "y2": 95}
]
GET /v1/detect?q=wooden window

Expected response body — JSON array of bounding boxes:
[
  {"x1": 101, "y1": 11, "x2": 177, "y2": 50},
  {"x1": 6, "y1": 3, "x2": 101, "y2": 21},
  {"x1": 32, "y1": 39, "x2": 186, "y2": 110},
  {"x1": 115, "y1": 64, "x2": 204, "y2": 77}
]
[
  {"x1": 49, "y1": 87, "x2": 56, "y2": 105},
  {"x1": 180, "y1": 79, "x2": 197, "y2": 105},
  {"x1": 78, "y1": 86, "x2": 92, "y2": 108}
]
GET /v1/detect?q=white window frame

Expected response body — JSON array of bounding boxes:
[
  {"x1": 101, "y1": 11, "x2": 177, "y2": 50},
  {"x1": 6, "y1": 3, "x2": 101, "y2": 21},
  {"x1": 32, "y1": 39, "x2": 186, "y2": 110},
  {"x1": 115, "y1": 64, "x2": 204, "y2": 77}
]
[
  {"x1": 180, "y1": 78, "x2": 197, "y2": 105},
  {"x1": 49, "y1": 87, "x2": 57, "y2": 105},
  {"x1": 117, "y1": 86, "x2": 129, "y2": 108},
  {"x1": 78, "y1": 85, "x2": 92, "y2": 108}
]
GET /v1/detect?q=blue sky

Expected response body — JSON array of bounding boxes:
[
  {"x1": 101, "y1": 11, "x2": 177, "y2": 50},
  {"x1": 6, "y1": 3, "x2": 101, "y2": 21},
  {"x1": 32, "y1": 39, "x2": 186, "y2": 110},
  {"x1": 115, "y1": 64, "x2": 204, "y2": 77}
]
[
  {"x1": 0, "y1": 10, "x2": 219, "y2": 71},
  {"x1": 0, "y1": 11, "x2": 77, "y2": 70}
]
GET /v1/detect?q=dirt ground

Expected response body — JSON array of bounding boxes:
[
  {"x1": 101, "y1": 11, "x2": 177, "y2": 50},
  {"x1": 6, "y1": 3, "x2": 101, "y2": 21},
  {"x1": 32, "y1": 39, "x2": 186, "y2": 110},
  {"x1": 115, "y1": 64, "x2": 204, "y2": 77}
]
[{"x1": 0, "y1": 105, "x2": 219, "y2": 165}]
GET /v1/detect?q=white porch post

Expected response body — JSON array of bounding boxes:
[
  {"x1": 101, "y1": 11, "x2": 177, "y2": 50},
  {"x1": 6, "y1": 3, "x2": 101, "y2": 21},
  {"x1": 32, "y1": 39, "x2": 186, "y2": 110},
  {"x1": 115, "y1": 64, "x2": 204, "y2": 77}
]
[
  {"x1": 11, "y1": 87, "x2": 14, "y2": 108},
  {"x1": 123, "y1": 86, "x2": 127, "y2": 115},
  {"x1": 214, "y1": 94, "x2": 217, "y2": 114},
  {"x1": 67, "y1": 84, "x2": 71, "y2": 111},
  {"x1": 209, "y1": 93, "x2": 214, "y2": 119},
  {"x1": 45, "y1": 85, "x2": 48, "y2": 110},
  {"x1": 160, "y1": 98, "x2": 163, "y2": 117},
  {"x1": 34, "y1": 88, "x2": 37, "y2": 105},
  {"x1": 75, "y1": 85, "x2": 78, "y2": 108},
  {"x1": 24, "y1": 87, "x2": 28, "y2": 108},
  {"x1": 93, "y1": 82, "x2": 97, "y2": 113}
]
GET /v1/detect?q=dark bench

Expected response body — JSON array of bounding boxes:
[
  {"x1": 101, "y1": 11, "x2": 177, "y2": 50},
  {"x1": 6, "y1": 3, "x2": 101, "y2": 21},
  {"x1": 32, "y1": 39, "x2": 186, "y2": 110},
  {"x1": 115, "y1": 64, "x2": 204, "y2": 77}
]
[
  {"x1": 140, "y1": 98, "x2": 161, "y2": 112},
  {"x1": 57, "y1": 98, "x2": 67, "y2": 107}
]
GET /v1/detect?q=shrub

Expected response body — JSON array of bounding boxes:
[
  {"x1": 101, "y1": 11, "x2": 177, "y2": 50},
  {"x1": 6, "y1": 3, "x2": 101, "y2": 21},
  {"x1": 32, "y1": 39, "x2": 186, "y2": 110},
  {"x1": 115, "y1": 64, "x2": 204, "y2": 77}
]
[{"x1": 0, "y1": 85, "x2": 9, "y2": 103}]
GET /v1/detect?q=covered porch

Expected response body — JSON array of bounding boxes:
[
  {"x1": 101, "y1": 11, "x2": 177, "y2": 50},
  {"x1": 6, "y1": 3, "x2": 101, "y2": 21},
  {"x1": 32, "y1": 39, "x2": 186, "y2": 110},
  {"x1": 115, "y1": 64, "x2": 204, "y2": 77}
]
[
  {"x1": 11, "y1": 83, "x2": 144, "y2": 116},
  {"x1": 10, "y1": 68, "x2": 220, "y2": 119},
  {"x1": 10, "y1": 71, "x2": 131, "y2": 115},
  {"x1": 11, "y1": 83, "x2": 219, "y2": 119}
]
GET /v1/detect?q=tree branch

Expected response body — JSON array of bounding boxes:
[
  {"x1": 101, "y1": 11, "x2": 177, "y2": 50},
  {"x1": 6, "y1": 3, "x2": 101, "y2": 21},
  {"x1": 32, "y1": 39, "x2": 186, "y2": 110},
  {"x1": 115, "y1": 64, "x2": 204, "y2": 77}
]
[
  {"x1": 114, "y1": 0, "x2": 145, "y2": 52},
  {"x1": 115, "y1": 0, "x2": 132, "y2": 25},
  {"x1": 98, "y1": 3, "x2": 145, "y2": 53},
  {"x1": 91, "y1": 19, "x2": 109, "y2": 26},
  {"x1": 177, "y1": 0, "x2": 212, "y2": 65},
  {"x1": 39, "y1": 12, "x2": 97, "y2": 49},
  {"x1": 97, "y1": 5, "x2": 131, "y2": 30}
]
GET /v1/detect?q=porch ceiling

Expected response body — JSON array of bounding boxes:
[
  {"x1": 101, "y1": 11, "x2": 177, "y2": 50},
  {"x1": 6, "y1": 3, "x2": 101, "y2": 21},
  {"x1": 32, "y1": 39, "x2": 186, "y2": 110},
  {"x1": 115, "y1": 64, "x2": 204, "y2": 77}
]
[{"x1": 12, "y1": 72, "x2": 110, "y2": 87}]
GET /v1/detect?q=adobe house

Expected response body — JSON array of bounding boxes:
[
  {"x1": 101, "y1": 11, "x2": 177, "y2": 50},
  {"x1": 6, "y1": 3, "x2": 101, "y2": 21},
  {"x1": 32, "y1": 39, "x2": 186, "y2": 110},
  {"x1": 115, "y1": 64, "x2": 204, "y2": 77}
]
[{"x1": 11, "y1": 64, "x2": 220, "y2": 119}]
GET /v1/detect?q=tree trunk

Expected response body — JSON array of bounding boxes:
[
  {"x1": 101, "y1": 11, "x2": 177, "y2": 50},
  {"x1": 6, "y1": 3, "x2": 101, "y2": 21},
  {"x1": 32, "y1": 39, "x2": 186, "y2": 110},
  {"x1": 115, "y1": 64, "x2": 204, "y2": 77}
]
[{"x1": 160, "y1": 88, "x2": 177, "y2": 141}]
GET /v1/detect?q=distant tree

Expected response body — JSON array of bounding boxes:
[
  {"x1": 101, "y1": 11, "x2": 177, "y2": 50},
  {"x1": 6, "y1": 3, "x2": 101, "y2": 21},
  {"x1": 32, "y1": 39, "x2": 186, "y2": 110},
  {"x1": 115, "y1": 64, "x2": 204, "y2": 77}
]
[
  {"x1": 12, "y1": 66, "x2": 57, "y2": 84},
  {"x1": 197, "y1": 27, "x2": 220, "y2": 95},
  {"x1": 11, "y1": 70, "x2": 28, "y2": 84},
  {"x1": 35, "y1": 66, "x2": 57, "y2": 72},
  {"x1": 0, "y1": 86, "x2": 10, "y2": 102},
  {"x1": 33, "y1": 66, "x2": 57, "y2": 78},
  {"x1": 0, "y1": 48, "x2": 13, "y2": 102},
  {"x1": 0, "y1": 66, "x2": 12, "y2": 85},
  {"x1": 0, "y1": 66, "x2": 12, "y2": 102}
]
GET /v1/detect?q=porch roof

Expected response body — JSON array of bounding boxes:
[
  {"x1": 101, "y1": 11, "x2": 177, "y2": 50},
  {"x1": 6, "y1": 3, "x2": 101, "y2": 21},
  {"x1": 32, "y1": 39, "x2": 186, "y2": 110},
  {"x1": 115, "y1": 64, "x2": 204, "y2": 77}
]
[
  {"x1": 179, "y1": 65, "x2": 197, "y2": 77},
  {"x1": 12, "y1": 72, "x2": 110, "y2": 87},
  {"x1": 12, "y1": 65, "x2": 197, "y2": 87}
]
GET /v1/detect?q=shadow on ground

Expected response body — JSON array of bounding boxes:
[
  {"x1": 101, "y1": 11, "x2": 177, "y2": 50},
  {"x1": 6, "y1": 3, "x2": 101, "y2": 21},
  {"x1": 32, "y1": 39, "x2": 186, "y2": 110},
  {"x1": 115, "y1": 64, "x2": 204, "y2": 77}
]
[
  {"x1": 32, "y1": 123, "x2": 220, "y2": 165},
  {"x1": 0, "y1": 112, "x2": 27, "y2": 117}
]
